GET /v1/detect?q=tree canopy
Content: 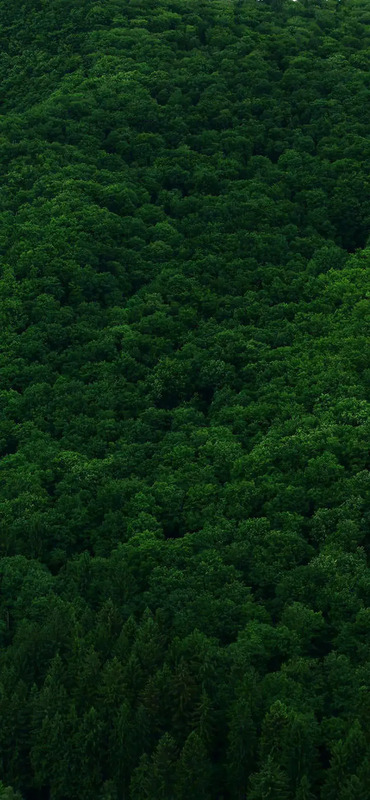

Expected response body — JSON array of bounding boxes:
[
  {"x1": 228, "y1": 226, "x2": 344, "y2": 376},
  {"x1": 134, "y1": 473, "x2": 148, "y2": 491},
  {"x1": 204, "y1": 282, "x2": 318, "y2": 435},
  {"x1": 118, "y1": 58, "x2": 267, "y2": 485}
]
[{"x1": 0, "y1": 0, "x2": 369, "y2": 798}]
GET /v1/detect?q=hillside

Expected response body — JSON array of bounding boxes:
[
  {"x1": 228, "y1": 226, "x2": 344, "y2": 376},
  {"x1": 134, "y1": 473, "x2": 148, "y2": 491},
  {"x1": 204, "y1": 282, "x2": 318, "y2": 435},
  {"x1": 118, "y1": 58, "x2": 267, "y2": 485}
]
[{"x1": 0, "y1": 1, "x2": 369, "y2": 798}]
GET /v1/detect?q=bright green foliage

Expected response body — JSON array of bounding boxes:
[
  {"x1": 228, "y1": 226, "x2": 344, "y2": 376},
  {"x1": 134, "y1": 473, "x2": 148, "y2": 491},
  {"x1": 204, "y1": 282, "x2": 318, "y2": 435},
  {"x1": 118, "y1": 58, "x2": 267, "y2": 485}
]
[{"x1": 0, "y1": 0, "x2": 369, "y2": 798}]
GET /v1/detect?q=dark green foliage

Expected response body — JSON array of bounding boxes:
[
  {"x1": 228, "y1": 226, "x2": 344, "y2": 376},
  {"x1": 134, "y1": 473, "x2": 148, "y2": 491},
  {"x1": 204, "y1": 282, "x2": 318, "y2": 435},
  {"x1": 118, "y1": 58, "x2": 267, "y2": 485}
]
[{"x1": 0, "y1": 0, "x2": 369, "y2": 797}]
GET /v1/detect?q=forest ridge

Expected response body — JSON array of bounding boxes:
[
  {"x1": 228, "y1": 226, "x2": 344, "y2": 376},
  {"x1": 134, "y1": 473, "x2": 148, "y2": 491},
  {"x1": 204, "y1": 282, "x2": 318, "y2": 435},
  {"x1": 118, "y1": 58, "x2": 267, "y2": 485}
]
[{"x1": 0, "y1": 0, "x2": 369, "y2": 798}]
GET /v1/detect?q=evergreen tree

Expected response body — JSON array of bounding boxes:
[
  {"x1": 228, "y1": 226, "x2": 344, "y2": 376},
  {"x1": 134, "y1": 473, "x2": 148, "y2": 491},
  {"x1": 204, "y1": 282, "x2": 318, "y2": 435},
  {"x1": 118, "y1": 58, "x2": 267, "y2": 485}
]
[{"x1": 248, "y1": 755, "x2": 290, "y2": 800}]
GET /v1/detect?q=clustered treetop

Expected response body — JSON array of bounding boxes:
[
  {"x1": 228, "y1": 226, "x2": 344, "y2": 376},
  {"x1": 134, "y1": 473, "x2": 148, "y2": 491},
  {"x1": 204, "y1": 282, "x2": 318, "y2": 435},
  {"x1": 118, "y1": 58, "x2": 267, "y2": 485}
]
[{"x1": 0, "y1": 0, "x2": 369, "y2": 798}]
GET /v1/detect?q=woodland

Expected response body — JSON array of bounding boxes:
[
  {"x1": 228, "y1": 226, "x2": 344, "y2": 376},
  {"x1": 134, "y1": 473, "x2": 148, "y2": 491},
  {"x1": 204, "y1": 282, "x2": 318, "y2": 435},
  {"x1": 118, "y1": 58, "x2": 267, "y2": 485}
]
[{"x1": 0, "y1": 0, "x2": 370, "y2": 798}]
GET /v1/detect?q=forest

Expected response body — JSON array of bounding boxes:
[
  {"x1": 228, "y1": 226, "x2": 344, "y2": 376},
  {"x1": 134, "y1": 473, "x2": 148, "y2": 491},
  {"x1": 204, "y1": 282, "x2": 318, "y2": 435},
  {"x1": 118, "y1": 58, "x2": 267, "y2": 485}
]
[{"x1": 0, "y1": 0, "x2": 369, "y2": 797}]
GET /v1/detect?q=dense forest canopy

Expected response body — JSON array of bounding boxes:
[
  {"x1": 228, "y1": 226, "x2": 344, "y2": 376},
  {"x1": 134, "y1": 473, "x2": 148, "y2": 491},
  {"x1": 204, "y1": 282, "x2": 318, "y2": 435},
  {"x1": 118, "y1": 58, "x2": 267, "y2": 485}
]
[{"x1": 0, "y1": 0, "x2": 369, "y2": 797}]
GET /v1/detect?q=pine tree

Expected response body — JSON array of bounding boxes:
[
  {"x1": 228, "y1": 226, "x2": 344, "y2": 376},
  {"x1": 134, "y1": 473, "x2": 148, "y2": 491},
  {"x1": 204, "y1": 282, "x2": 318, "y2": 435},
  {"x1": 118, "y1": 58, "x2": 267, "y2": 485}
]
[
  {"x1": 129, "y1": 754, "x2": 152, "y2": 800},
  {"x1": 0, "y1": 783, "x2": 23, "y2": 800},
  {"x1": 248, "y1": 755, "x2": 290, "y2": 800},
  {"x1": 150, "y1": 733, "x2": 178, "y2": 800},
  {"x1": 295, "y1": 775, "x2": 315, "y2": 800},
  {"x1": 226, "y1": 697, "x2": 257, "y2": 799},
  {"x1": 176, "y1": 730, "x2": 212, "y2": 800}
]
